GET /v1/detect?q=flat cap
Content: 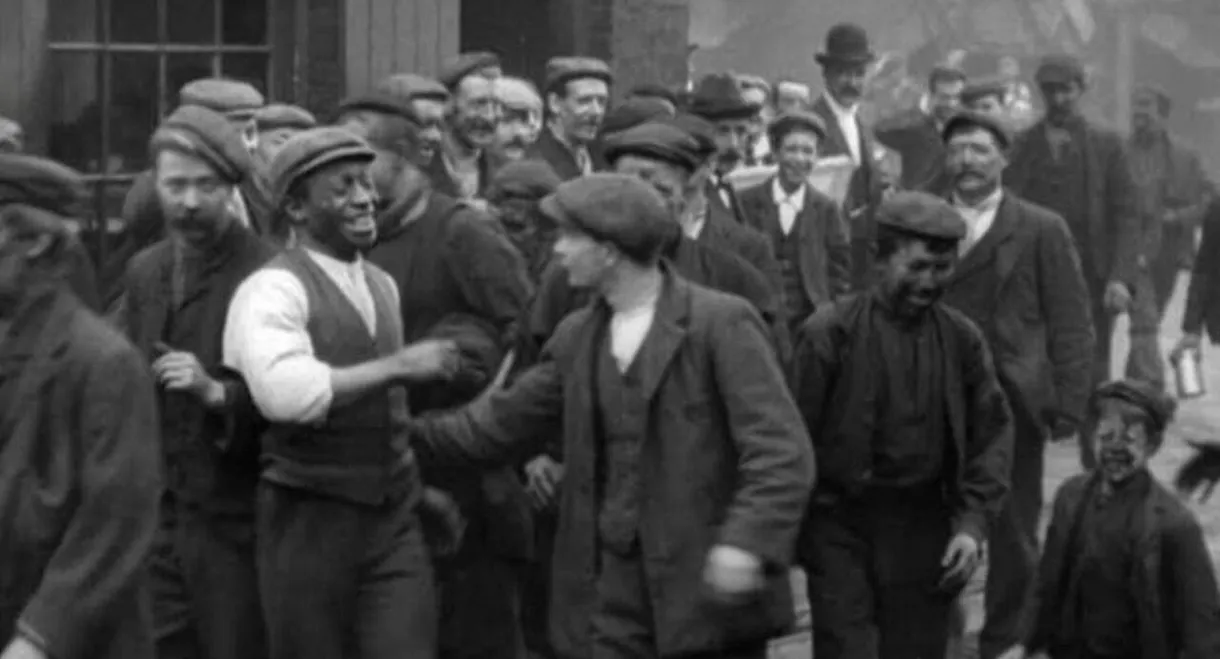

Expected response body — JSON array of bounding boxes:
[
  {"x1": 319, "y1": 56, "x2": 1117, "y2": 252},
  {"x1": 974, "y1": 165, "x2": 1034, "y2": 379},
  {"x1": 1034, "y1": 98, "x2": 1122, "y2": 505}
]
[
  {"x1": 253, "y1": 103, "x2": 317, "y2": 133},
  {"x1": 603, "y1": 121, "x2": 704, "y2": 172},
  {"x1": 268, "y1": 127, "x2": 376, "y2": 206},
  {"x1": 767, "y1": 111, "x2": 827, "y2": 149},
  {"x1": 0, "y1": 153, "x2": 88, "y2": 218},
  {"x1": 666, "y1": 113, "x2": 719, "y2": 163},
  {"x1": 1133, "y1": 84, "x2": 1172, "y2": 116},
  {"x1": 942, "y1": 109, "x2": 1011, "y2": 150},
  {"x1": 601, "y1": 97, "x2": 676, "y2": 137},
  {"x1": 439, "y1": 51, "x2": 502, "y2": 90},
  {"x1": 335, "y1": 91, "x2": 420, "y2": 124},
  {"x1": 496, "y1": 77, "x2": 542, "y2": 112},
  {"x1": 539, "y1": 173, "x2": 671, "y2": 265},
  {"x1": 688, "y1": 73, "x2": 756, "y2": 121},
  {"x1": 875, "y1": 190, "x2": 966, "y2": 242},
  {"x1": 961, "y1": 77, "x2": 1008, "y2": 106},
  {"x1": 178, "y1": 78, "x2": 265, "y2": 118},
  {"x1": 152, "y1": 104, "x2": 252, "y2": 184},
  {"x1": 627, "y1": 83, "x2": 679, "y2": 108},
  {"x1": 544, "y1": 56, "x2": 614, "y2": 94},
  {"x1": 487, "y1": 160, "x2": 562, "y2": 203},
  {"x1": 1034, "y1": 55, "x2": 1086, "y2": 86},
  {"x1": 376, "y1": 73, "x2": 451, "y2": 103},
  {"x1": 1090, "y1": 379, "x2": 1177, "y2": 439}
]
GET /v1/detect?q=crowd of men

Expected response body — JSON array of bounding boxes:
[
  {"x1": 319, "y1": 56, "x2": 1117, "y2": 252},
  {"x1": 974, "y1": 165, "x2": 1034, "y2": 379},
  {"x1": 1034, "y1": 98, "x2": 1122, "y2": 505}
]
[{"x1": 4, "y1": 17, "x2": 1220, "y2": 659}]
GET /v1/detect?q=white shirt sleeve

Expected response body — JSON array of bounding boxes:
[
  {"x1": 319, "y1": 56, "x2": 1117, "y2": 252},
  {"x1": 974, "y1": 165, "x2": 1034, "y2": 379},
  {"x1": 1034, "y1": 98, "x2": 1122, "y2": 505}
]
[{"x1": 222, "y1": 268, "x2": 335, "y2": 424}]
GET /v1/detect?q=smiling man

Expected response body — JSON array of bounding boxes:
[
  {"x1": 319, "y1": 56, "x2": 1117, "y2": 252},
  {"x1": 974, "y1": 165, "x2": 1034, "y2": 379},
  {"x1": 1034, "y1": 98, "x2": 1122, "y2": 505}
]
[
  {"x1": 790, "y1": 190, "x2": 1013, "y2": 659},
  {"x1": 494, "y1": 76, "x2": 544, "y2": 162},
  {"x1": 222, "y1": 127, "x2": 461, "y2": 659},
  {"x1": 1027, "y1": 379, "x2": 1220, "y2": 659},
  {"x1": 529, "y1": 56, "x2": 613, "y2": 180},
  {"x1": 375, "y1": 73, "x2": 453, "y2": 167},
  {"x1": 429, "y1": 52, "x2": 504, "y2": 200}
]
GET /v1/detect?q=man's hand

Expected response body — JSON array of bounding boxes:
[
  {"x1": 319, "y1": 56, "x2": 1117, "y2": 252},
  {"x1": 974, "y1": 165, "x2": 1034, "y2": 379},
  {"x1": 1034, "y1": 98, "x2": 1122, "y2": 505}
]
[
  {"x1": 939, "y1": 532, "x2": 982, "y2": 592},
  {"x1": 702, "y1": 545, "x2": 764, "y2": 604},
  {"x1": 419, "y1": 486, "x2": 466, "y2": 557},
  {"x1": 1171, "y1": 332, "x2": 1203, "y2": 362},
  {"x1": 394, "y1": 339, "x2": 460, "y2": 382},
  {"x1": 0, "y1": 636, "x2": 46, "y2": 659},
  {"x1": 152, "y1": 344, "x2": 224, "y2": 407},
  {"x1": 1103, "y1": 281, "x2": 1133, "y2": 314},
  {"x1": 524, "y1": 455, "x2": 564, "y2": 510}
]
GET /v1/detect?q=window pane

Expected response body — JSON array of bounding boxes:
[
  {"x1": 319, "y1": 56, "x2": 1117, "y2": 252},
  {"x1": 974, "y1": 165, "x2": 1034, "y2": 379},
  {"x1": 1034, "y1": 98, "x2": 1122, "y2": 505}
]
[
  {"x1": 167, "y1": 0, "x2": 216, "y2": 43},
  {"x1": 46, "y1": 52, "x2": 101, "y2": 172},
  {"x1": 222, "y1": 54, "x2": 270, "y2": 99},
  {"x1": 167, "y1": 54, "x2": 218, "y2": 109},
  {"x1": 110, "y1": 54, "x2": 160, "y2": 173},
  {"x1": 223, "y1": 0, "x2": 269, "y2": 44},
  {"x1": 110, "y1": 0, "x2": 158, "y2": 42},
  {"x1": 49, "y1": 0, "x2": 101, "y2": 41}
]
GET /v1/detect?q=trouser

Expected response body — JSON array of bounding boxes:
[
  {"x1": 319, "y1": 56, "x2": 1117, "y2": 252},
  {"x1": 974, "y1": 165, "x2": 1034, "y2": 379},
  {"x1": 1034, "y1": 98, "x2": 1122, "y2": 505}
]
[
  {"x1": 523, "y1": 508, "x2": 559, "y2": 659},
  {"x1": 1124, "y1": 267, "x2": 1168, "y2": 390},
  {"x1": 805, "y1": 486, "x2": 956, "y2": 659},
  {"x1": 586, "y1": 544, "x2": 767, "y2": 659},
  {"x1": 979, "y1": 412, "x2": 1044, "y2": 659},
  {"x1": 437, "y1": 550, "x2": 526, "y2": 659},
  {"x1": 257, "y1": 482, "x2": 437, "y2": 659},
  {"x1": 149, "y1": 503, "x2": 266, "y2": 659}
]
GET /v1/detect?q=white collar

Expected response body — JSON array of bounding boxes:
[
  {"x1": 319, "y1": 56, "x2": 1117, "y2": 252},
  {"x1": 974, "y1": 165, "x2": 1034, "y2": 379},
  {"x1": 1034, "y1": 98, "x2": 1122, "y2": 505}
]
[
  {"x1": 771, "y1": 178, "x2": 807, "y2": 207},
  {"x1": 823, "y1": 92, "x2": 858, "y2": 120},
  {"x1": 952, "y1": 187, "x2": 1004, "y2": 213}
]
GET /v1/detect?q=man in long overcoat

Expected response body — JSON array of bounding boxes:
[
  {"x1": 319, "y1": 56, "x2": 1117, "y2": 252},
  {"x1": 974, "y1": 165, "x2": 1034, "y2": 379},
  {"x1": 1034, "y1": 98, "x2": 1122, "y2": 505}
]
[
  {"x1": 409, "y1": 174, "x2": 815, "y2": 659},
  {"x1": 1005, "y1": 55, "x2": 1142, "y2": 387},
  {"x1": 0, "y1": 153, "x2": 162, "y2": 659},
  {"x1": 119, "y1": 105, "x2": 276, "y2": 659},
  {"x1": 936, "y1": 111, "x2": 1095, "y2": 659}
]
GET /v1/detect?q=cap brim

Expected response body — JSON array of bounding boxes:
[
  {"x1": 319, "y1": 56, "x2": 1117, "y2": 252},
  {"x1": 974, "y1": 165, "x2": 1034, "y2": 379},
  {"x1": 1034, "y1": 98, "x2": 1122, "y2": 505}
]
[{"x1": 815, "y1": 53, "x2": 876, "y2": 66}]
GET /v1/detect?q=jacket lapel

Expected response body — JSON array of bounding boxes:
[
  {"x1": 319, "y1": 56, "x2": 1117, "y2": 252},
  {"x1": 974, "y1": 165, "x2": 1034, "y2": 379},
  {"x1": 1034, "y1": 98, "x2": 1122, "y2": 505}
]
[
  {"x1": 950, "y1": 193, "x2": 1021, "y2": 283},
  {"x1": 632, "y1": 271, "x2": 691, "y2": 402}
]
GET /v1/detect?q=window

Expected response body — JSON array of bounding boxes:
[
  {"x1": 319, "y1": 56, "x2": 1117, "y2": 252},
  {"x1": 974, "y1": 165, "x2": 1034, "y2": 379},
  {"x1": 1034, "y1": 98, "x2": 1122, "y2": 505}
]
[{"x1": 46, "y1": 0, "x2": 271, "y2": 262}]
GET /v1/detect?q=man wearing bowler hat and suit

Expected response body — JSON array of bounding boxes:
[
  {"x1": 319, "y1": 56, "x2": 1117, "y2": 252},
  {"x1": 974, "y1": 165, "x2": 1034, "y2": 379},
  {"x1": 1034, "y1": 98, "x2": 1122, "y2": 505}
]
[{"x1": 812, "y1": 23, "x2": 890, "y2": 290}]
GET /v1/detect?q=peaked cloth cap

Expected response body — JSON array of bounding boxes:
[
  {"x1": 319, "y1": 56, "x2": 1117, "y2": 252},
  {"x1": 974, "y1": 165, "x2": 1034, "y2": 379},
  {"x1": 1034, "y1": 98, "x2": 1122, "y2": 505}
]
[
  {"x1": 153, "y1": 104, "x2": 252, "y2": 184},
  {"x1": 767, "y1": 111, "x2": 828, "y2": 150},
  {"x1": 1035, "y1": 55, "x2": 1086, "y2": 86},
  {"x1": 1133, "y1": 84, "x2": 1172, "y2": 116},
  {"x1": 815, "y1": 23, "x2": 876, "y2": 66},
  {"x1": 875, "y1": 191, "x2": 967, "y2": 242},
  {"x1": 627, "y1": 83, "x2": 680, "y2": 108},
  {"x1": 439, "y1": 52, "x2": 502, "y2": 90},
  {"x1": 496, "y1": 77, "x2": 543, "y2": 112},
  {"x1": 539, "y1": 173, "x2": 672, "y2": 264},
  {"x1": 544, "y1": 57, "x2": 614, "y2": 94},
  {"x1": 1089, "y1": 379, "x2": 1177, "y2": 441},
  {"x1": 335, "y1": 91, "x2": 421, "y2": 125},
  {"x1": 268, "y1": 127, "x2": 376, "y2": 206},
  {"x1": 666, "y1": 113, "x2": 719, "y2": 163},
  {"x1": 601, "y1": 97, "x2": 676, "y2": 137},
  {"x1": 376, "y1": 73, "x2": 451, "y2": 103},
  {"x1": 178, "y1": 78, "x2": 265, "y2": 118},
  {"x1": 253, "y1": 103, "x2": 317, "y2": 133},
  {"x1": 0, "y1": 153, "x2": 88, "y2": 219},
  {"x1": 942, "y1": 109, "x2": 1011, "y2": 150},
  {"x1": 603, "y1": 121, "x2": 704, "y2": 173},
  {"x1": 688, "y1": 73, "x2": 756, "y2": 121},
  {"x1": 487, "y1": 160, "x2": 562, "y2": 203},
  {"x1": 962, "y1": 77, "x2": 1008, "y2": 106}
]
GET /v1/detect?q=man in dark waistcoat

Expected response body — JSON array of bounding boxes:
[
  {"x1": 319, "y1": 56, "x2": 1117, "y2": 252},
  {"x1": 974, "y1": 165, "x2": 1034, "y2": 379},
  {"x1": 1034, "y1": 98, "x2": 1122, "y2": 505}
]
[
  {"x1": 222, "y1": 127, "x2": 462, "y2": 659},
  {"x1": 408, "y1": 173, "x2": 815, "y2": 659},
  {"x1": 1027, "y1": 380, "x2": 1220, "y2": 659},
  {"x1": 0, "y1": 153, "x2": 162, "y2": 659},
  {"x1": 738, "y1": 111, "x2": 853, "y2": 336},
  {"x1": 528, "y1": 57, "x2": 613, "y2": 181},
  {"x1": 811, "y1": 24, "x2": 891, "y2": 289},
  {"x1": 936, "y1": 112, "x2": 1095, "y2": 659},
  {"x1": 790, "y1": 191, "x2": 1014, "y2": 659},
  {"x1": 1124, "y1": 85, "x2": 1213, "y2": 389},
  {"x1": 118, "y1": 105, "x2": 276, "y2": 659},
  {"x1": 1005, "y1": 55, "x2": 1142, "y2": 387},
  {"x1": 349, "y1": 106, "x2": 537, "y2": 659},
  {"x1": 106, "y1": 78, "x2": 269, "y2": 302}
]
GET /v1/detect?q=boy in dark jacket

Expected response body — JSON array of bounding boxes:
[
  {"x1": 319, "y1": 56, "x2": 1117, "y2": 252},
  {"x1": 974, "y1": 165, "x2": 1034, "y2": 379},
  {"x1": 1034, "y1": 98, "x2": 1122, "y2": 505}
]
[{"x1": 1027, "y1": 379, "x2": 1220, "y2": 659}]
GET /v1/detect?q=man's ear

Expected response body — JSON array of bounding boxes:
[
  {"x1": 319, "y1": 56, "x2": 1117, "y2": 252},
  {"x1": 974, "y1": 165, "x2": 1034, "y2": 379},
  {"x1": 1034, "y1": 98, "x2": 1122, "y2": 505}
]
[{"x1": 283, "y1": 195, "x2": 308, "y2": 226}]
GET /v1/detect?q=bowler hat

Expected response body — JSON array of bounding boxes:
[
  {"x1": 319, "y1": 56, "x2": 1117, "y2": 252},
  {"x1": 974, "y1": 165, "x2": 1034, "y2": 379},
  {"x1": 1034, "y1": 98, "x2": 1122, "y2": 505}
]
[
  {"x1": 687, "y1": 73, "x2": 756, "y2": 121},
  {"x1": 815, "y1": 23, "x2": 876, "y2": 67}
]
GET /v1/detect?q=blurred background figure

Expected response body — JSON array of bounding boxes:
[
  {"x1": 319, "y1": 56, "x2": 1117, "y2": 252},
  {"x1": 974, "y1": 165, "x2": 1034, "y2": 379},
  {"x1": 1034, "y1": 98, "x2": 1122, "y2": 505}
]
[
  {"x1": 494, "y1": 76, "x2": 544, "y2": 162},
  {"x1": 0, "y1": 116, "x2": 23, "y2": 153},
  {"x1": 737, "y1": 74, "x2": 773, "y2": 166}
]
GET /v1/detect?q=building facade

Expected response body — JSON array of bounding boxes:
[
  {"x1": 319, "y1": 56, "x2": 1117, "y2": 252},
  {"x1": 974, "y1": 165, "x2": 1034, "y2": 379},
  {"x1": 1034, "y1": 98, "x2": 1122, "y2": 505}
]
[{"x1": 0, "y1": 0, "x2": 690, "y2": 260}]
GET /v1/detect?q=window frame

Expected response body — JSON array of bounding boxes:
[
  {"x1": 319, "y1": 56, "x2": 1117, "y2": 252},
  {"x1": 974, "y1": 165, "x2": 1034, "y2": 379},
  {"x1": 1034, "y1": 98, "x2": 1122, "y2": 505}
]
[{"x1": 46, "y1": 0, "x2": 275, "y2": 262}]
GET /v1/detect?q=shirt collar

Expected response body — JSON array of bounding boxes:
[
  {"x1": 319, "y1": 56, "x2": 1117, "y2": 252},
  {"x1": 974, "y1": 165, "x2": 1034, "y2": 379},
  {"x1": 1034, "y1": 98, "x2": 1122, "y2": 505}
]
[
  {"x1": 772, "y1": 178, "x2": 806, "y2": 207},
  {"x1": 953, "y1": 187, "x2": 1003, "y2": 214},
  {"x1": 823, "y1": 92, "x2": 858, "y2": 120}
]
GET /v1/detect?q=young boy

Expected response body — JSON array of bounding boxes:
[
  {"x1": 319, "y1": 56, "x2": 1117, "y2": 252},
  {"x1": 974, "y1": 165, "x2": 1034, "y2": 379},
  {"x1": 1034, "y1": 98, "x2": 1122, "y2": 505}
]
[{"x1": 1027, "y1": 379, "x2": 1220, "y2": 659}]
